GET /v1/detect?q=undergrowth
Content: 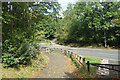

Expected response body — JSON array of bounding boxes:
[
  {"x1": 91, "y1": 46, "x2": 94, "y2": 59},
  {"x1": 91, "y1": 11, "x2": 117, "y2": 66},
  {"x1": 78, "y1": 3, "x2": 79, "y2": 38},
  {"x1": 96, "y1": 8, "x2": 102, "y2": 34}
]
[{"x1": 2, "y1": 54, "x2": 48, "y2": 78}]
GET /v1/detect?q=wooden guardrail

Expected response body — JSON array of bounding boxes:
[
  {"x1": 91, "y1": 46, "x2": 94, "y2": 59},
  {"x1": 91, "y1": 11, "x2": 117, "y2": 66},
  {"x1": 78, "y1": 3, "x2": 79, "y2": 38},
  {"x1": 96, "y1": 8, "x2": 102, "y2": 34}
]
[
  {"x1": 40, "y1": 46, "x2": 120, "y2": 78},
  {"x1": 41, "y1": 46, "x2": 120, "y2": 74},
  {"x1": 43, "y1": 47, "x2": 86, "y2": 68},
  {"x1": 63, "y1": 49, "x2": 86, "y2": 67}
]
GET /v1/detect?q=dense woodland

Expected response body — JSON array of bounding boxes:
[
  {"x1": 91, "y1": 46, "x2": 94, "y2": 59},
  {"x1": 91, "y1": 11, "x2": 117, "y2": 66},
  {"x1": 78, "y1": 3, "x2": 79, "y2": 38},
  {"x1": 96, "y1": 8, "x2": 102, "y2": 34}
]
[
  {"x1": 1, "y1": 2, "x2": 120, "y2": 68},
  {"x1": 2, "y1": 2, "x2": 61, "y2": 67},
  {"x1": 56, "y1": 2, "x2": 120, "y2": 48}
]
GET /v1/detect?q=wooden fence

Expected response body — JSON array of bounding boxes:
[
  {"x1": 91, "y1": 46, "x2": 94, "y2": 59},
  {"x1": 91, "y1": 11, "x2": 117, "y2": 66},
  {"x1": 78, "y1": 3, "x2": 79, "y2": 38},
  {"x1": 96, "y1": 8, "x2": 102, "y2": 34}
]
[
  {"x1": 64, "y1": 50, "x2": 86, "y2": 67},
  {"x1": 41, "y1": 46, "x2": 120, "y2": 74},
  {"x1": 47, "y1": 47, "x2": 87, "y2": 68}
]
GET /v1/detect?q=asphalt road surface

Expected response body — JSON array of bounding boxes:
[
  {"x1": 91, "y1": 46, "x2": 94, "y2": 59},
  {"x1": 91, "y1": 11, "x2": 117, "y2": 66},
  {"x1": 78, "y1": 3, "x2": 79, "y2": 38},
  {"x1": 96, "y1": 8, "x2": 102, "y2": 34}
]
[
  {"x1": 71, "y1": 48, "x2": 119, "y2": 61},
  {"x1": 40, "y1": 43, "x2": 120, "y2": 62}
]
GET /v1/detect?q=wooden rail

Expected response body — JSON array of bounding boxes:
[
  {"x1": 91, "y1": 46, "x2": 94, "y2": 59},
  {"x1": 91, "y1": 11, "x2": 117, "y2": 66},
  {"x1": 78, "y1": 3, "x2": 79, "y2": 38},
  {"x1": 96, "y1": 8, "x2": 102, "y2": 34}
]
[
  {"x1": 63, "y1": 50, "x2": 85, "y2": 67},
  {"x1": 41, "y1": 46, "x2": 120, "y2": 77},
  {"x1": 42, "y1": 47, "x2": 86, "y2": 68},
  {"x1": 86, "y1": 61, "x2": 120, "y2": 72}
]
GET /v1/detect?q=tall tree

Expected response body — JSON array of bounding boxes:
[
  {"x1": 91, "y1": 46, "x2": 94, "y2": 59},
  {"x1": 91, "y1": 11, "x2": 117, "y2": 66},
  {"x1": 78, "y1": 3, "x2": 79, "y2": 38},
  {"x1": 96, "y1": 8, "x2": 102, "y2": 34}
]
[{"x1": 56, "y1": 2, "x2": 120, "y2": 48}]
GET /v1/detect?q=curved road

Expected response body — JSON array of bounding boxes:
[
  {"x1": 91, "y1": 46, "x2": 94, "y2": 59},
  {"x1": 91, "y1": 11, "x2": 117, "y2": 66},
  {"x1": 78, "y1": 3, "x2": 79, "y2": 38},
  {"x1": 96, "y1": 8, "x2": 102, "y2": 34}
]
[{"x1": 40, "y1": 43, "x2": 120, "y2": 62}]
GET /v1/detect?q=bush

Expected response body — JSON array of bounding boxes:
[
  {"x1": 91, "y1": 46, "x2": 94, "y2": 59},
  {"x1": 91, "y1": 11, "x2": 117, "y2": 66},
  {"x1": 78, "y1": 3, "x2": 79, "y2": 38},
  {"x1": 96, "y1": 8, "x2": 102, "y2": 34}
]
[
  {"x1": 2, "y1": 53, "x2": 19, "y2": 67},
  {"x1": 2, "y1": 42, "x2": 40, "y2": 68}
]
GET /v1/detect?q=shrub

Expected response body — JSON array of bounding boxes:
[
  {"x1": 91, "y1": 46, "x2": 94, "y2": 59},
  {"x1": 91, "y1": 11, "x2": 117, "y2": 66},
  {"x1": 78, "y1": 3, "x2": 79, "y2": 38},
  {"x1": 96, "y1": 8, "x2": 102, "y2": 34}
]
[
  {"x1": 2, "y1": 42, "x2": 40, "y2": 68},
  {"x1": 2, "y1": 53, "x2": 19, "y2": 67}
]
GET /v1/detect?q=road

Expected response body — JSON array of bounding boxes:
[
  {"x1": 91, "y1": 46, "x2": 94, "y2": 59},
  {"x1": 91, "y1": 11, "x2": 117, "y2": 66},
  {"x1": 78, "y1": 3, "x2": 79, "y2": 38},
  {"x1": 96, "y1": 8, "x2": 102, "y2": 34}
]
[
  {"x1": 72, "y1": 48, "x2": 119, "y2": 61},
  {"x1": 40, "y1": 43, "x2": 120, "y2": 62}
]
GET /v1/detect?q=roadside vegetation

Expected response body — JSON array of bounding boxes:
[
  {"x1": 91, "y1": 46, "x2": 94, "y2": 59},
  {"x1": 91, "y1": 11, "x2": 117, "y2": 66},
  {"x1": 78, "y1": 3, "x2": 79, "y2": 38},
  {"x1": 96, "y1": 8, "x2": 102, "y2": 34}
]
[
  {"x1": 1, "y1": 2, "x2": 60, "y2": 78},
  {"x1": 2, "y1": 54, "x2": 48, "y2": 78},
  {"x1": 77, "y1": 56, "x2": 101, "y2": 78}
]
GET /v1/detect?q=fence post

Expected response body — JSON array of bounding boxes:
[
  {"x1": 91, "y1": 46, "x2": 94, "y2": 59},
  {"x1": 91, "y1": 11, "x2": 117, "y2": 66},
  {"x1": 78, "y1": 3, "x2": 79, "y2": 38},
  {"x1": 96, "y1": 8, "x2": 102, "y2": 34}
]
[
  {"x1": 71, "y1": 52, "x2": 73, "y2": 58},
  {"x1": 112, "y1": 65, "x2": 114, "y2": 70},
  {"x1": 87, "y1": 61, "x2": 90, "y2": 72},
  {"x1": 83, "y1": 58, "x2": 85, "y2": 67},
  {"x1": 79, "y1": 57, "x2": 81, "y2": 63},
  {"x1": 75, "y1": 54, "x2": 77, "y2": 59},
  {"x1": 64, "y1": 50, "x2": 67, "y2": 55},
  {"x1": 77, "y1": 55, "x2": 79, "y2": 60},
  {"x1": 68, "y1": 51, "x2": 70, "y2": 56}
]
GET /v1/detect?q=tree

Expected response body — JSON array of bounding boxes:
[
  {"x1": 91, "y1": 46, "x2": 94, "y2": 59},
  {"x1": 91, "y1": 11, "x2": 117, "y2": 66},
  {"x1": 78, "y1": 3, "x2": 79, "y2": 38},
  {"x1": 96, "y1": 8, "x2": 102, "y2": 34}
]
[
  {"x1": 56, "y1": 2, "x2": 120, "y2": 48},
  {"x1": 2, "y1": 2, "x2": 61, "y2": 67}
]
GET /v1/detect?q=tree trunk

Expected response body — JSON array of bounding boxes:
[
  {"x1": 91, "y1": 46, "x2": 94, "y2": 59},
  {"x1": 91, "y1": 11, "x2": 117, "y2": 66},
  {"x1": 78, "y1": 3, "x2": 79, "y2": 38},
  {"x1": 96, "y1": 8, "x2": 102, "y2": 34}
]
[{"x1": 104, "y1": 30, "x2": 107, "y2": 48}]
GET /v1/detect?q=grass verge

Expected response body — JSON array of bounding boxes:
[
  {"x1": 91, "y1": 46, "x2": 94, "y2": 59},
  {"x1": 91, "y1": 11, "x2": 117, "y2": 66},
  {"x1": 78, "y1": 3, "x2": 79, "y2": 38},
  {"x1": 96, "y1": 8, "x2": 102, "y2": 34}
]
[
  {"x1": 1, "y1": 54, "x2": 48, "y2": 78},
  {"x1": 60, "y1": 43, "x2": 119, "y2": 50},
  {"x1": 52, "y1": 51, "x2": 101, "y2": 78},
  {"x1": 77, "y1": 56, "x2": 100, "y2": 78},
  {"x1": 84, "y1": 56, "x2": 101, "y2": 63}
]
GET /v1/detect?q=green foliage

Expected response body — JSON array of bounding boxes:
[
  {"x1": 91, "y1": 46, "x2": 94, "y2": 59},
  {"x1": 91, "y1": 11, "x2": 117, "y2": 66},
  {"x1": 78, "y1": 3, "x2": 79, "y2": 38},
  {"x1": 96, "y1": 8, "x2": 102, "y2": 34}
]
[
  {"x1": 2, "y1": 54, "x2": 48, "y2": 78},
  {"x1": 56, "y1": 2, "x2": 120, "y2": 48},
  {"x1": 2, "y1": 54, "x2": 19, "y2": 67},
  {"x1": 2, "y1": 2, "x2": 61, "y2": 68},
  {"x1": 2, "y1": 43, "x2": 40, "y2": 68},
  {"x1": 78, "y1": 66, "x2": 98, "y2": 78},
  {"x1": 35, "y1": 16, "x2": 57, "y2": 40}
]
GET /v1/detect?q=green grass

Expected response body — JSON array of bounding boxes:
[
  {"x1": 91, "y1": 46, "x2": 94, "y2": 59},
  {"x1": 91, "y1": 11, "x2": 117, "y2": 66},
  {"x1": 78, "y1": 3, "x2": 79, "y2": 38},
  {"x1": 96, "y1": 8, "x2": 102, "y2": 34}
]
[
  {"x1": 78, "y1": 56, "x2": 100, "y2": 78},
  {"x1": 78, "y1": 66, "x2": 98, "y2": 78},
  {"x1": 2, "y1": 54, "x2": 49, "y2": 78},
  {"x1": 84, "y1": 56, "x2": 101, "y2": 64},
  {"x1": 53, "y1": 51, "x2": 101, "y2": 78}
]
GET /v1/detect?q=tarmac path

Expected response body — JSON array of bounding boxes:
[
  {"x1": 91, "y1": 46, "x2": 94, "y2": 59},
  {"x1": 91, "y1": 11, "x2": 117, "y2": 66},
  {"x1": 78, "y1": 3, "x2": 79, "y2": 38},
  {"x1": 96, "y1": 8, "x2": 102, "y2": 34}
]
[{"x1": 37, "y1": 52, "x2": 77, "y2": 78}]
